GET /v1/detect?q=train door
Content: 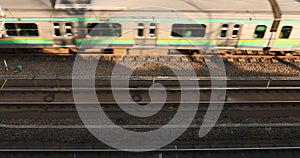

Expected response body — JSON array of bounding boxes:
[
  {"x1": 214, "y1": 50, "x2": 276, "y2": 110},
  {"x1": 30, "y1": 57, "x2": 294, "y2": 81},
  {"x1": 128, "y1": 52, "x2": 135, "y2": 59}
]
[
  {"x1": 134, "y1": 22, "x2": 158, "y2": 48},
  {"x1": 53, "y1": 22, "x2": 75, "y2": 47},
  {"x1": 217, "y1": 24, "x2": 242, "y2": 48}
]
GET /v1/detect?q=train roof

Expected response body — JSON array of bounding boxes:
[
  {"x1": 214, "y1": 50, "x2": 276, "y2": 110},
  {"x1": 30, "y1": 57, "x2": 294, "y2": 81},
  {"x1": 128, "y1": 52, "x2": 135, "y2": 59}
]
[
  {"x1": 275, "y1": 0, "x2": 300, "y2": 20},
  {"x1": 0, "y1": 0, "x2": 273, "y2": 12},
  {"x1": 0, "y1": 0, "x2": 274, "y2": 21},
  {"x1": 278, "y1": 0, "x2": 300, "y2": 13}
]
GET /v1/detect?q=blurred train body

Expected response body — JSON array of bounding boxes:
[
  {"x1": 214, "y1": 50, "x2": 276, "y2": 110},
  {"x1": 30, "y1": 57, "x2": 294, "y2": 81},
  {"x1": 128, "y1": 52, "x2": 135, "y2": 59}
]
[{"x1": 0, "y1": 0, "x2": 299, "y2": 54}]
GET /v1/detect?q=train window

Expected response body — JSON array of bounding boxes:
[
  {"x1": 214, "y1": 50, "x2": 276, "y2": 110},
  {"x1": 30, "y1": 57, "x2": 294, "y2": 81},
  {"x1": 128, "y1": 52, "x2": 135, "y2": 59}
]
[
  {"x1": 87, "y1": 23, "x2": 121, "y2": 37},
  {"x1": 220, "y1": 24, "x2": 228, "y2": 37},
  {"x1": 54, "y1": 23, "x2": 61, "y2": 36},
  {"x1": 60, "y1": 0, "x2": 91, "y2": 4},
  {"x1": 171, "y1": 24, "x2": 206, "y2": 37},
  {"x1": 137, "y1": 23, "x2": 144, "y2": 37},
  {"x1": 253, "y1": 25, "x2": 267, "y2": 38},
  {"x1": 149, "y1": 23, "x2": 156, "y2": 37},
  {"x1": 87, "y1": 23, "x2": 98, "y2": 33},
  {"x1": 4, "y1": 24, "x2": 17, "y2": 36},
  {"x1": 231, "y1": 24, "x2": 240, "y2": 38},
  {"x1": 5, "y1": 23, "x2": 39, "y2": 36},
  {"x1": 65, "y1": 23, "x2": 72, "y2": 36},
  {"x1": 279, "y1": 26, "x2": 293, "y2": 39},
  {"x1": 18, "y1": 24, "x2": 39, "y2": 36}
]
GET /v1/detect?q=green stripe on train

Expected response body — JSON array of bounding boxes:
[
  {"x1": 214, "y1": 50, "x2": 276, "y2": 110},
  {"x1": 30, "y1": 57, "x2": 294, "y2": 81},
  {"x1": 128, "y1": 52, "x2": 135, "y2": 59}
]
[
  {"x1": 237, "y1": 41, "x2": 265, "y2": 47},
  {"x1": 0, "y1": 39, "x2": 298, "y2": 48},
  {"x1": 272, "y1": 41, "x2": 299, "y2": 47},
  {"x1": 0, "y1": 40, "x2": 53, "y2": 44},
  {"x1": 238, "y1": 40, "x2": 299, "y2": 47},
  {"x1": 0, "y1": 18, "x2": 18, "y2": 22},
  {"x1": 77, "y1": 39, "x2": 216, "y2": 46},
  {"x1": 157, "y1": 40, "x2": 216, "y2": 45},
  {"x1": 75, "y1": 40, "x2": 135, "y2": 45}
]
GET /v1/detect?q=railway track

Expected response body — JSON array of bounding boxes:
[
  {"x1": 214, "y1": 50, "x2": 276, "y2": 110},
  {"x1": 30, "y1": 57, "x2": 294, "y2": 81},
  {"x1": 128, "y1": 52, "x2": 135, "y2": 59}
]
[
  {"x1": 0, "y1": 146, "x2": 298, "y2": 158},
  {"x1": 1, "y1": 76, "x2": 300, "y2": 87},
  {"x1": 0, "y1": 79, "x2": 298, "y2": 148},
  {"x1": 0, "y1": 77, "x2": 299, "y2": 152},
  {"x1": 1, "y1": 87, "x2": 300, "y2": 104},
  {"x1": 0, "y1": 90, "x2": 300, "y2": 103},
  {"x1": 0, "y1": 105, "x2": 297, "y2": 150},
  {"x1": 0, "y1": 122, "x2": 298, "y2": 150},
  {"x1": 1, "y1": 50, "x2": 300, "y2": 64},
  {"x1": 2, "y1": 53, "x2": 300, "y2": 79},
  {"x1": 1, "y1": 53, "x2": 300, "y2": 62},
  {"x1": 1, "y1": 77, "x2": 299, "y2": 110}
]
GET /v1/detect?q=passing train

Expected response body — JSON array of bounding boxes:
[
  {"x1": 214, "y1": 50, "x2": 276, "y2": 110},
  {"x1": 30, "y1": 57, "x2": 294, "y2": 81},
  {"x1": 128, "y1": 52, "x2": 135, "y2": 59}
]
[{"x1": 0, "y1": 0, "x2": 299, "y2": 54}]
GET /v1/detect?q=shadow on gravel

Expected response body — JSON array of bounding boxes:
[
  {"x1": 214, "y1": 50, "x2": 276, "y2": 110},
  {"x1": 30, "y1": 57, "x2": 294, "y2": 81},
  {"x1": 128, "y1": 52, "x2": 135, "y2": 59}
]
[
  {"x1": 276, "y1": 57, "x2": 300, "y2": 72},
  {"x1": 223, "y1": 59, "x2": 300, "y2": 77}
]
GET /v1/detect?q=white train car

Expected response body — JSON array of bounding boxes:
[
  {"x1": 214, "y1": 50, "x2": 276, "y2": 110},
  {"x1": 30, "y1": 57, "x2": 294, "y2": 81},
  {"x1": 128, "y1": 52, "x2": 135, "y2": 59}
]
[{"x1": 0, "y1": 0, "x2": 298, "y2": 54}]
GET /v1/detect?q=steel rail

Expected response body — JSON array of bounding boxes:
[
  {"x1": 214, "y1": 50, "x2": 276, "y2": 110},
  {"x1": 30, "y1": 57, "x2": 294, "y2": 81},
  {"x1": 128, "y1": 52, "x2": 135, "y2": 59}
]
[
  {"x1": 0, "y1": 146, "x2": 298, "y2": 152},
  {"x1": 1, "y1": 86, "x2": 300, "y2": 91},
  {"x1": 1, "y1": 101, "x2": 300, "y2": 105},
  {"x1": 1, "y1": 76, "x2": 300, "y2": 80},
  {"x1": 0, "y1": 123, "x2": 299, "y2": 129}
]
